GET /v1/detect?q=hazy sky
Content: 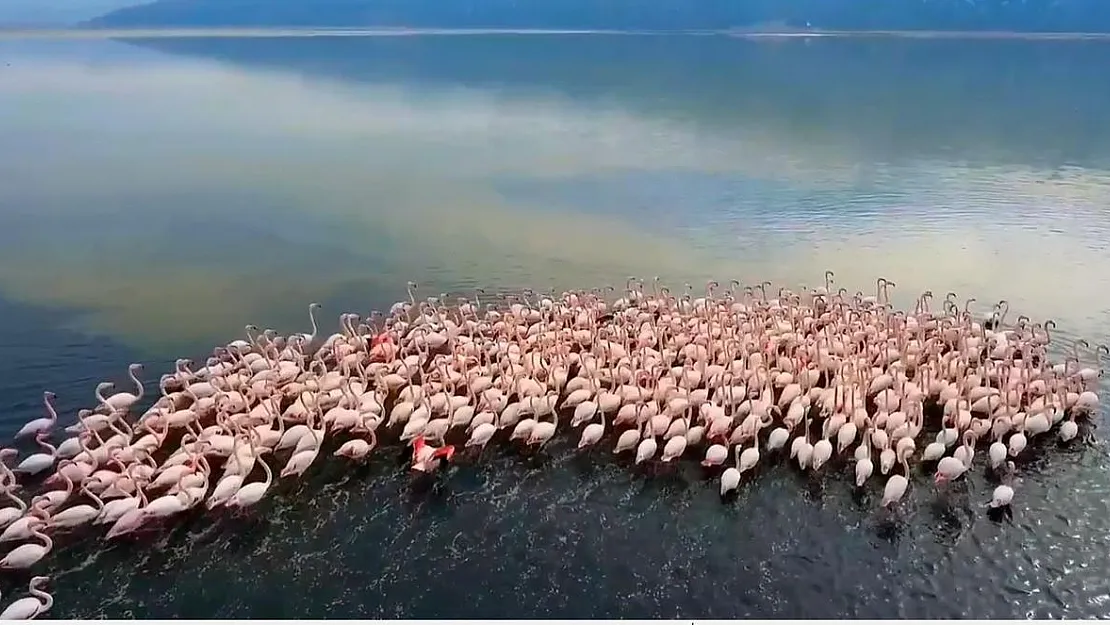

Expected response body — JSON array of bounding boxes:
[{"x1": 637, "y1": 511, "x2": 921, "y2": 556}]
[{"x1": 0, "y1": 1, "x2": 143, "y2": 26}]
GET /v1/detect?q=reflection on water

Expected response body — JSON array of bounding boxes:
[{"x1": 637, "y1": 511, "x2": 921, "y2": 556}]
[
  {"x1": 1, "y1": 34, "x2": 1110, "y2": 619},
  {"x1": 2, "y1": 36, "x2": 1110, "y2": 353},
  {"x1": 134, "y1": 35, "x2": 1110, "y2": 168}
]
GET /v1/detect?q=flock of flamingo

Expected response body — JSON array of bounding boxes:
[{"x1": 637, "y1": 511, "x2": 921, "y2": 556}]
[{"x1": 0, "y1": 274, "x2": 1104, "y2": 618}]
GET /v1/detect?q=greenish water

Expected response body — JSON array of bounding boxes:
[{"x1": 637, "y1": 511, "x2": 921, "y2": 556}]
[{"x1": 0, "y1": 33, "x2": 1108, "y2": 618}]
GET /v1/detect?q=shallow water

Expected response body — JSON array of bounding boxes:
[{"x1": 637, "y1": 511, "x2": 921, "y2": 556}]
[{"x1": 0, "y1": 33, "x2": 1109, "y2": 618}]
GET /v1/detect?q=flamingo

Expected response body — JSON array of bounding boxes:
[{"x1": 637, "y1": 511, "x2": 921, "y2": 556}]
[
  {"x1": 0, "y1": 524, "x2": 52, "y2": 569},
  {"x1": 14, "y1": 435, "x2": 56, "y2": 476},
  {"x1": 226, "y1": 448, "x2": 274, "y2": 508},
  {"x1": 934, "y1": 456, "x2": 968, "y2": 486},
  {"x1": 411, "y1": 436, "x2": 455, "y2": 472},
  {"x1": 0, "y1": 486, "x2": 26, "y2": 531},
  {"x1": 96, "y1": 363, "x2": 146, "y2": 413},
  {"x1": 334, "y1": 429, "x2": 378, "y2": 461},
  {"x1": 881, "y1": 445, "x2": 912, "y2": 508},
  {"x1": 855, "y1": 444, "x2": 874, "y2": 487},
  {"x1": 105, "y1": 505, "x2": 149, "y2": 540},
  {"x1": 988, "y1": 462, "x2": 1017, "y2": 509},
  {"x1": 49, "y1": 486, "x2": 104, "y2": 529},
  {"x1": 0, "y1": 502, "x2": 47, "y2": 544},
  {"x1": 0, "y1": 577, "x2": 52, "y2": 620},
  {"x1": 96, "y1": 473, "x2": 146, "y2": 525},
  {"x1": 720, "y1": 445, "x2": 742, "y2": 496},
  {"x1": 281, "y1": 414, "x2": 321, "y2": 479},
  {"x1": 13, "y1": 393, "x2": 58, "y2": 440},
  {"x1": 0, "y1": 272, "x2": 1093, "y2": 596},
  {"x1": 291, "y1": 302, "x2": 323, "y2": 345},
  {"x1": 466, "y1": 412, "x2": 500, "y2": 452}
]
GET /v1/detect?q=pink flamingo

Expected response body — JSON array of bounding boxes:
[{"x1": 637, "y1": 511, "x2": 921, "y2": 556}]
[
  {"x1": 334, "y1": 429, "x2": 378, "y2": 461},
  {"x1": 96, "y1": 363, "x2": 146, "y2": 413},
  {"x1": 411, "y1": 436, "x2": 456, "y2": 472},
  {"x1": 13, "y1": 392, "x2": 58, "y2": 440},
  {"x1": 0, "y1": 576, "x2": 52, "y2": 619},
  {"x1": 0, "y1": 523, "x2": 52, "y2": 569}
]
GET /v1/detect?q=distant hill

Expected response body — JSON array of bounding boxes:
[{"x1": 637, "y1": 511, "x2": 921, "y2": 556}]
[
  {"x1": 87, "y1": 0, "x2": 1110, "y2": 33},
  {"x1": 0, "y1": 0, "x2": 142, "y2": 27}
]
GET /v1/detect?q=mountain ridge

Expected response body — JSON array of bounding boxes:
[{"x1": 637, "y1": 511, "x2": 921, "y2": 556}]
[
  {"x1": 0, "y1": 0, "x2": 140, "y2": 27},
  {"x1": 87, "y1": 0, "x2": 1110, "y2": 33}
]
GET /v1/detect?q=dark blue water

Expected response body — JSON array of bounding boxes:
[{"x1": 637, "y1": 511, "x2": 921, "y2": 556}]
[{"x1": 0, "y1": 33, "x2": 1109, "y2": 618}]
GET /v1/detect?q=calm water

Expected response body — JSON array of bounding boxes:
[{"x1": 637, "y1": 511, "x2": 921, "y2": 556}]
[{"x1": 1, "y1": 33, "x2": 1109, "y2": 618}]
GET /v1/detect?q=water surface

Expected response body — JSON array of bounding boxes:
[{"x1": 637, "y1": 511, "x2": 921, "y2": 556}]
[{"x1": 0, "y1": 33, "x2": 1108, "y2": 618}]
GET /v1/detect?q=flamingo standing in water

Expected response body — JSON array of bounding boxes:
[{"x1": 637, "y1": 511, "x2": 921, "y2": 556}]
[
  {"x1": 0, "y1": 273, "x2": 1097, "y2": 617},
  {"x1": 335, "y1": 429, "x2": 378, "y2": 461},
  {"x1": 0, "y1": 484, "x2": 26, "y2": 531},
  {"x1": 881, "y1": 445, "x2": 912, "y2": 508},
  {"x1": 226, "y1": 448, "x2": 274, "y2": 509},
  {"x1": 96, "y1": 363, "x2": 146, "y2": 414},
  {"x1": 934, "y1": 456, "x2": 968, "y2": 487},
  {"x1": 988, "y1": 462, "x2": 1017, "y2": 509},
  {"x1": 0, "y1": 523, "x2": 52, "y2": 569},
  {"x1": 13, "y1": 393, "x2": 58, "y2": 440},
  {"x1": 0, "y1": 576, "x2": 52, "y2": 619},
  {"x1": 105, "y1": 505, "x2": 148, "y2": 540},
  {"x1": 96, "y1": 474, "x2": 146, "y2": 525},
  {"x1": 49, "y1": 485, "x2": 104, "y2": 529},
  {"x1": 0, "y1": 500, "x2": 48, "y2": 544},
  {"x1": 411, "y1": 436, "x2": 455, "y2": 472},
  {"x1": 291, "y1": 302, "x2": 323, "y2": 345},
  {"x1": 720, "y1": 445, "x2": 742, "y2": 496},
  {"x1": 14, "y1": 434, "x2": 56, "y2": 476}
]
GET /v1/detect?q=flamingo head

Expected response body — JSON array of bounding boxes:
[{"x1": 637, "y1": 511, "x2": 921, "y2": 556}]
[
  {"x1": 933, "y1": 471, "x2": 949, "y2": 486},
  {"x1": 29, "y1": 576, "x2": 49, "y2": 589}
]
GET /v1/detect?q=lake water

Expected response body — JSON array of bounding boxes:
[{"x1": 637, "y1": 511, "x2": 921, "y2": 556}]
[{"x1": 1, "y1": 32, "x2": 1109, "y2": 618}]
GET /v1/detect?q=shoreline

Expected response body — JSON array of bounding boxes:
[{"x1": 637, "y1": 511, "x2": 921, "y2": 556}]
[{"x1": 1, "y1": 27, "x2": 1110, "y2": 40}]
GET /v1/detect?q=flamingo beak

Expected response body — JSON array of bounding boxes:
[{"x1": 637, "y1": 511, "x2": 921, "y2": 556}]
[{"x1": 933, "y1": 473, "x2": 948, "y2": 486}]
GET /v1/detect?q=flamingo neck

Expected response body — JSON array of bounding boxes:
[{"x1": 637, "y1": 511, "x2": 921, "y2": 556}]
[
  {"x1": 44, "y1": 395, "x2": 58, "y2": 423},
  {"x1": 129, "y1": 367, "x2": 145, "y2": 400}
]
